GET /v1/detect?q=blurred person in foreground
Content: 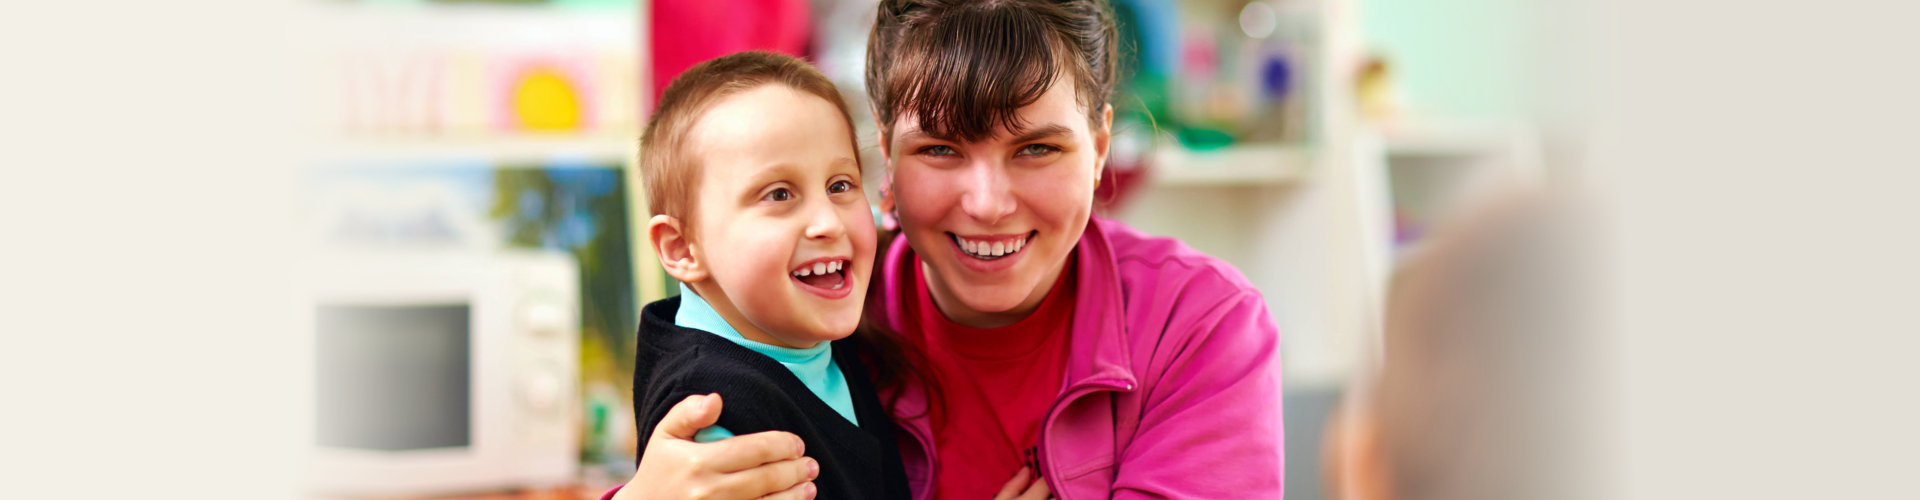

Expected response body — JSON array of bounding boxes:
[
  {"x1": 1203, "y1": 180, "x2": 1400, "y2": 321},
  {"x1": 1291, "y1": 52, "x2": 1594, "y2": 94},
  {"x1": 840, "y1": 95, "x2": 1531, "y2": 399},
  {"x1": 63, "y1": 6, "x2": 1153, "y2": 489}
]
[{"x1": 1326, "y1": 190, "x2": 1601, "y2": 500}]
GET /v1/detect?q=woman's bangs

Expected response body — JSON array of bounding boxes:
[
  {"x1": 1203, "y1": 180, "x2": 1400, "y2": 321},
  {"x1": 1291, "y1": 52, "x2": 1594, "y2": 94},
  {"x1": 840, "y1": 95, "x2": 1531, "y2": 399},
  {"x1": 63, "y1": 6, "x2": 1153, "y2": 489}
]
[{"x1": 886, "y1": 5, "x2": 1065, "y2": 142}]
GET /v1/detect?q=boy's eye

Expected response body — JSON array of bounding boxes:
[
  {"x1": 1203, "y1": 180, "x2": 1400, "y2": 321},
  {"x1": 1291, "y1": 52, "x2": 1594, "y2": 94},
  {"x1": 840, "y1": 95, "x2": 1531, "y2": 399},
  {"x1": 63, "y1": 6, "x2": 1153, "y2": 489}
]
[
  {"x1": 764, "y1": 188, "x2": 794, "y2": 202},
  {"x1": 917, "y1": 145, "x2": 957, "y2": 157},
  {"x1": 828, "y1": 180, "x2": 854, "y2": 194},
  {"x1": 1018, "y1": 144, "x2": 1061, "y2": 156}
]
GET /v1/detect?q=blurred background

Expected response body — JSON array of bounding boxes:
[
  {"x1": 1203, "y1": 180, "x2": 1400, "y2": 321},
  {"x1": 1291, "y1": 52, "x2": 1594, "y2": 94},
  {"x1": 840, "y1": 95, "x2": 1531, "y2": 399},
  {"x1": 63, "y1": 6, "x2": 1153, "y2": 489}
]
[
  {"x1": 286, "y1": 0, "x2": 1584, "y2": 498},
  {"x1": 18, "y1": 0, "x2": 1920, "y2": 499}
]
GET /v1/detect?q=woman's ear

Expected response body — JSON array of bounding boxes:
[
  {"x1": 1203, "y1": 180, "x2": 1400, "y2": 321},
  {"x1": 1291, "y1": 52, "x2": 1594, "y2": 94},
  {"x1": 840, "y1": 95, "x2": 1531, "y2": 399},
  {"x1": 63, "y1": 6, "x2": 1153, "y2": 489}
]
[
  {"x1": 1093, "y1": 103, "x2": 1114, "y2": 182},
  {"x1": 873, "y1": 110, "x2": 892, "y2": 162},
  {"x1": 648, "y1": 214, "x2": 707, "y2": 283}
]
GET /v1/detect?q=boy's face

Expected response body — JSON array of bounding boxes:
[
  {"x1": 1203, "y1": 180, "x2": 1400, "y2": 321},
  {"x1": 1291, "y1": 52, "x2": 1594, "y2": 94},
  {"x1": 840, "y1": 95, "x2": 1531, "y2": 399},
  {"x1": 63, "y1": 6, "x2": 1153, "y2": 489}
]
[{"x1": 682, "y1": 84, "x2": 875, "y2": 348}]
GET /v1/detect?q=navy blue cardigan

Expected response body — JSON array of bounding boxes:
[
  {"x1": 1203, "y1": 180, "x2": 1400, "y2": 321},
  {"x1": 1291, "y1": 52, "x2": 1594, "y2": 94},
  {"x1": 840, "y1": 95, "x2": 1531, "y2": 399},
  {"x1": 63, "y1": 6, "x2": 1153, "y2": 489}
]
[{"x1": 632, "y1": 296, "x2": 911, "y2": 500}]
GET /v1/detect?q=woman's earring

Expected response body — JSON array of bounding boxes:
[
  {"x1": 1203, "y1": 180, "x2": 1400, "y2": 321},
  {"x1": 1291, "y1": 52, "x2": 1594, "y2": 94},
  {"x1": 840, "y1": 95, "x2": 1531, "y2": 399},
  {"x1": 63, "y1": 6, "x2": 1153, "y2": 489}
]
[{"x1": 876, "y1": 173, "x2": 900, "y2": 231}]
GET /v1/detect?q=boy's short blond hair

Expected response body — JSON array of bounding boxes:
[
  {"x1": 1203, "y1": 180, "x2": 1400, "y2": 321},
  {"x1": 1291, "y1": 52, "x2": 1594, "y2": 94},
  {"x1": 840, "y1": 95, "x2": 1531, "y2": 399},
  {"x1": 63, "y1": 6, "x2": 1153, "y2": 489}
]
[{"x1": 639, "y1": 51, "x2": 859, "y2": 234}]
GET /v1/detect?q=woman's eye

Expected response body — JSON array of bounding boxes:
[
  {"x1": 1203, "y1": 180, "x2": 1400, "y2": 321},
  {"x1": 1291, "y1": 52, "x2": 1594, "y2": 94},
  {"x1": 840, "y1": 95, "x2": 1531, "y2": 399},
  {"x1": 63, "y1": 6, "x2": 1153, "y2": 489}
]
[
  {"x1": 1018, "y1": 144, "x2": 1061, "y2": 156},
  {"x1": 764, "y1": 188, "x2": 794, "y2": 202},
  {"x1": 918, "y1": 145, "x2": 957, "y2": 157},
  {"x1": 828, "y1": 180, "x2": 854, "y2": 194}
]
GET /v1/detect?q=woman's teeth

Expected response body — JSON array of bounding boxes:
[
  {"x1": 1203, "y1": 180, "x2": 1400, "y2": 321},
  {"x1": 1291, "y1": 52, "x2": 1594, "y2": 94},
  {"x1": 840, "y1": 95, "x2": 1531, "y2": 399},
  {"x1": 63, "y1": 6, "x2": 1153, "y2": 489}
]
[{"x1": 953, "y1": 234, "x2": 1028, "y2": 260}]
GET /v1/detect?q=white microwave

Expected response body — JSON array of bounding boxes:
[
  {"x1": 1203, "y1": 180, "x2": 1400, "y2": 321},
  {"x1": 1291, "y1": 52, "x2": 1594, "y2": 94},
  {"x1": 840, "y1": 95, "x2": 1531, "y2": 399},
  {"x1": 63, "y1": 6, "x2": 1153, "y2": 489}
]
[{"x1": 301, "y1": 249, "x2": 580, "y2": 496}]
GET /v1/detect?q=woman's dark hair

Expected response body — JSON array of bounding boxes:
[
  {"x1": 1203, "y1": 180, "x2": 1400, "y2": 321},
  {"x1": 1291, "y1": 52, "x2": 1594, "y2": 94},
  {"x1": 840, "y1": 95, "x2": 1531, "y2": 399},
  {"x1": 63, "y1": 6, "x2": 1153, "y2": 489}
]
[
  {"x1": 865, "y1": 0, "x2": 1119, "y2": 145},
  {"x1": 849, "y1": 229, "x2": 941, "y2": 422}
]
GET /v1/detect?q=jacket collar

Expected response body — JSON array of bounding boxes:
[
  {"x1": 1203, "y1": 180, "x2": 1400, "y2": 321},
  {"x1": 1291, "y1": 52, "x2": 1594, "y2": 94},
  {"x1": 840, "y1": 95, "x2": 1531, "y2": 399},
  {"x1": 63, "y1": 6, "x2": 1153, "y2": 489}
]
[{"x1": 1061, "y1": 216, "x2": 1138, "y2": 391}]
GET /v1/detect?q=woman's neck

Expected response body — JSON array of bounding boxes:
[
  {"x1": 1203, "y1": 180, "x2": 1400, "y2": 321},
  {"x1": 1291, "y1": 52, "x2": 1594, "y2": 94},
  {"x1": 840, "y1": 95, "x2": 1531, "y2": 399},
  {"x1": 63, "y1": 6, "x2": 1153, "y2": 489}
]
[{"x1": 920, "y1": 258, "x2": 1070, "y2": 329}]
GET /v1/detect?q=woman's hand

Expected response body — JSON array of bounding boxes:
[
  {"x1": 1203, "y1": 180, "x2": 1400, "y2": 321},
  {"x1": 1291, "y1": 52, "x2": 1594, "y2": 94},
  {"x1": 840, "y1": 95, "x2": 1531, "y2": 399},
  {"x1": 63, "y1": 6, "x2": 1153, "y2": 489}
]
[
  {"x1": 993, "y1": 467, "x2": 1053, "y2": 500},
  {"x1": 612, "y1": 394, "x2": 820, "y2": 500}
]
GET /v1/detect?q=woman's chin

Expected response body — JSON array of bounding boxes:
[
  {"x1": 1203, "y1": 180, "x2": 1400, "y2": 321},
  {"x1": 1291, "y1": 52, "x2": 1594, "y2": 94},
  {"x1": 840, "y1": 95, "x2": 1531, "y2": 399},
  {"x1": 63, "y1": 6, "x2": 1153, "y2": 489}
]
[{"x1": 947, "y1": 283, "x2": 1037, "y2": 316}]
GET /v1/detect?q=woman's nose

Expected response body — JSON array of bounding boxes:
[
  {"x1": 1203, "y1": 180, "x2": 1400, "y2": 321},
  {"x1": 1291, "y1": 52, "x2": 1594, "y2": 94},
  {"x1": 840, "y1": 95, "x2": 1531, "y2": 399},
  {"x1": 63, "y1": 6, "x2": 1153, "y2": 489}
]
[{"x1": 959, "y1": 160, "x2": 1016, "y2": 224}]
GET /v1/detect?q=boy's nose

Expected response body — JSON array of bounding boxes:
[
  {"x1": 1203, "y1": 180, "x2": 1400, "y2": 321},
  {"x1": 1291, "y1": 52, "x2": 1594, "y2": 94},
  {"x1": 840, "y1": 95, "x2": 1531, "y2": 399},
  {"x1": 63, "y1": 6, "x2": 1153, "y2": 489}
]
[{"x1": 804, "y1": 201, "x2": 847, "y2": 241}]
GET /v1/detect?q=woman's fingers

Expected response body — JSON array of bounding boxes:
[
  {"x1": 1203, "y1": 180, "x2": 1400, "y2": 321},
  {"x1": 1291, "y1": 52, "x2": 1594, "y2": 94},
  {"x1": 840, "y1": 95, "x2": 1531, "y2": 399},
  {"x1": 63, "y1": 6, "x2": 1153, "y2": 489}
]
[
  {"x1": 654, "y1": 393, "x2": 724, "y2": 441},
  {"x1": 713, "y1": 457, "x2": 817, "y2": 499},
  {"x1": 1023, "y1": 483, "x2": 1052, "y2": 500},
  {"x1": 755, "y1": 480, "x2": 818, "y2": 500},
  {"x1": 708, "y1": 429, "x2": 807, "y2": 472},
  {"x1": 1017, "y1": 473, "x2": 1052, "y2": 500},
  {"x1": 621, "y1": 393, "x2": 811, "y2": 500},
  {"x1": 994, "y1": 467, "x2": 1034, "y2": 500}
]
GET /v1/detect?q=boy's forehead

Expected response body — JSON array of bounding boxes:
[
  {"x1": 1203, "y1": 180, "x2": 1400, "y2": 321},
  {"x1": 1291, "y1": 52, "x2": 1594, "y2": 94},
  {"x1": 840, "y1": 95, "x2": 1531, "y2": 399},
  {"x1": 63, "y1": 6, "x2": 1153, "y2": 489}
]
[{"x1": 681, "y1": 86, "x2": 858, "y2": 195}]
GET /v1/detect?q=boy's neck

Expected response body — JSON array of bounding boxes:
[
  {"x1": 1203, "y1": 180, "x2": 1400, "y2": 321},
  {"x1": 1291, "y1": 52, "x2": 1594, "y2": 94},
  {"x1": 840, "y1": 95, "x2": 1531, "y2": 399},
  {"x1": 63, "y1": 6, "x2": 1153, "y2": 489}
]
[{"x1": 684, "y1": 281, "x2": 820, "y2": 349}]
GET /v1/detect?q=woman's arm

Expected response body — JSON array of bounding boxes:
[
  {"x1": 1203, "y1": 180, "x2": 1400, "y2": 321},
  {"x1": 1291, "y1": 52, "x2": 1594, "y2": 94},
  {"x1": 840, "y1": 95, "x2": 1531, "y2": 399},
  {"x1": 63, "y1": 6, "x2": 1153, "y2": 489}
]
[
  {"x1": 1112, "y1": 292, "x2": 1286, "y2": 499},
  {"x1": 606, "y1": 394, "x2": 820, "y2": 500}
]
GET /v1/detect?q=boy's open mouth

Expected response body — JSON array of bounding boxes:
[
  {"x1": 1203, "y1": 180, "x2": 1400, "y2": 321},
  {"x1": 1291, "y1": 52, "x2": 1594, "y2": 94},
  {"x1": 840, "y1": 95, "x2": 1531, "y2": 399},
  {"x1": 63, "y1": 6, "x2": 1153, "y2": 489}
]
[{"x1": 790, "y1": 257, "x2": 851, "y2": 291}]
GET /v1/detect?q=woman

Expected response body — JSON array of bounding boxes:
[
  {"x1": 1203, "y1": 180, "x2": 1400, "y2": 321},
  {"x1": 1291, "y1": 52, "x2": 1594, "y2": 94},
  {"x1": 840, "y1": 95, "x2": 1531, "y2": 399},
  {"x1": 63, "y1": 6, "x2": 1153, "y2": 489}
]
[{"x1": 616, "y1": 1, "x2": 1283, "y2": 498}]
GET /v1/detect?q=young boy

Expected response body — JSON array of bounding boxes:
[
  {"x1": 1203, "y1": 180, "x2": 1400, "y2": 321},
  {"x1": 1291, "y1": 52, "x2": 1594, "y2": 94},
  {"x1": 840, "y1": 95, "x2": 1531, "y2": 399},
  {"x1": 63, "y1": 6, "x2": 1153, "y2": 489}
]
[{"x1": 630, "y1": 51, "x2": 908, "y2": 500}]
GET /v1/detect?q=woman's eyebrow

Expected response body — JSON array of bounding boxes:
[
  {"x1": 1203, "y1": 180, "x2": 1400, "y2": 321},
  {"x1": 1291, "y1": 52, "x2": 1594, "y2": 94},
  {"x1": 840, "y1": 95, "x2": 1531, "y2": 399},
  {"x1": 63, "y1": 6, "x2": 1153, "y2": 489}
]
[
  {"x1": 1008, "y1": 123, "x2": 1072, "y2": 144},
  {"x1": 895, "y1": 128, "x2": 955, "y2": 143}
]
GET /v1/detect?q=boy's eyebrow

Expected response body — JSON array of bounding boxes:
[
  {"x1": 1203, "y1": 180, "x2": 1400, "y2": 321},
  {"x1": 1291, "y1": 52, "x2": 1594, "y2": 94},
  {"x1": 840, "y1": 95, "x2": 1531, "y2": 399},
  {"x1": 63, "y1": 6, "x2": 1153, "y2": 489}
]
[
  {"x1": 739, "y1": 163, "x2": 801, "y2": 202},
  {"x1": 736, "y1": 158, "x2": 861, "y2": 202},
  {"x1": 830, "y1": 156, "x2": 861, "y2": 176}
]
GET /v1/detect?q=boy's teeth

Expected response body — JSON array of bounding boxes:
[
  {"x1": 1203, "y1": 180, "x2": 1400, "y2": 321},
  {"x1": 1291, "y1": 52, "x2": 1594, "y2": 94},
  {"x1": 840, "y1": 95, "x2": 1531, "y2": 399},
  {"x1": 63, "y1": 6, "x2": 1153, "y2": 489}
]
[{"x1": 793, "y1": 260, "x2": 850, "y2": 279}]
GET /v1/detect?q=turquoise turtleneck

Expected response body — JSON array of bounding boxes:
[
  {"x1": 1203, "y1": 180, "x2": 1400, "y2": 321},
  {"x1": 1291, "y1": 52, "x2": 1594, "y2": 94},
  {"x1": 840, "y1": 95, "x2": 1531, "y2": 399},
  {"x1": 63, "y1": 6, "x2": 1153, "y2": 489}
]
[{"x1": 675, "y1": 283, "x2": 858, "y2": 442}]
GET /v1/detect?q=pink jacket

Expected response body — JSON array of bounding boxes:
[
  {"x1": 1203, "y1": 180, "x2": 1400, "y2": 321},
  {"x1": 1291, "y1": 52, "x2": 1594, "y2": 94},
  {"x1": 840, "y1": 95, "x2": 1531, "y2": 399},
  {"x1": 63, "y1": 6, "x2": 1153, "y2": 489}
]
[{"x1": 876, "y1": 217, "x2": 1286, "y2": 500}]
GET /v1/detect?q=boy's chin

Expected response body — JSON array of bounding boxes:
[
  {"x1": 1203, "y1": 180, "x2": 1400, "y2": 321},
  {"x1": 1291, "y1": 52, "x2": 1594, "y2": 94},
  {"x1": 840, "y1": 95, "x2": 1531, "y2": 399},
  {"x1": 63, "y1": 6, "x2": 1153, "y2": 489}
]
[{"x1": 796, "y1": 313, "x2": 862, "y2": 343}]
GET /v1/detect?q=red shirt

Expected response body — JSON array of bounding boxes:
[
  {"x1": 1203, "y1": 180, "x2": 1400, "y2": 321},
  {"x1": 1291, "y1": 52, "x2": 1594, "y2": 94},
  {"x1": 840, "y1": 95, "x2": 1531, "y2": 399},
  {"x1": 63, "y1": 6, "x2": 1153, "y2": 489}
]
[{"x1": 905, "y1": 256, "x2": 1077, "y2": 500}]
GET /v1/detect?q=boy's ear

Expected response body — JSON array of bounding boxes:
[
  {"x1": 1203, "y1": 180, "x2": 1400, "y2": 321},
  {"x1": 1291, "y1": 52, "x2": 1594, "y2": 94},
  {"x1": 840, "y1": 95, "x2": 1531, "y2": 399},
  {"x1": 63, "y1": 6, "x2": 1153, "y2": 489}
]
[{"x1": 648, "y1": 214, "x2": 707, "y2": 283}]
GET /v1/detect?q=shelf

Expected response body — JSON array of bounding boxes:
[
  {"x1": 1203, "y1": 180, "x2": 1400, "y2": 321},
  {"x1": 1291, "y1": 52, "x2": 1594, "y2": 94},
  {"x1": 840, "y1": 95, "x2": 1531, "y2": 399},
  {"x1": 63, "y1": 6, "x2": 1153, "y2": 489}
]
[
  {"x1": 1376, "y1": 121, "x2": 1528, "y2": 159},
  {"x1": 313, "y1": 135, "x2": 637, "y2": 165},
  {"x1": 1148, "y1": 142, "x2": 1311, "y2": 186}
]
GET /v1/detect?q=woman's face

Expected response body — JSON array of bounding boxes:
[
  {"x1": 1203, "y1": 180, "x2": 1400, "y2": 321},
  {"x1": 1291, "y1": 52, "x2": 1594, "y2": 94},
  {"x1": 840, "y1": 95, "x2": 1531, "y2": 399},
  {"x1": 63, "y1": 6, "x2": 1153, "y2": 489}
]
[{"x1": 884, "y1": 76, "x2": 1110, "y2": 327}]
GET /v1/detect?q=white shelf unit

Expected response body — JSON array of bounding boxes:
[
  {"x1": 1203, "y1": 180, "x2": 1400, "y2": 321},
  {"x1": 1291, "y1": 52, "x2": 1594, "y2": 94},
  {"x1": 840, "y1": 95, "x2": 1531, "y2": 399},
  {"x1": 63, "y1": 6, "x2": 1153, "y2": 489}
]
[
  {"x1": 314, "y1": 135, "x2": 637, "y2": 165},
  {"x1": 1148, "y1": 142, "x2": 1312, "y2": 186},
  {"x1": 299, "y1": 1, "x2": 653, "y2": 303}
]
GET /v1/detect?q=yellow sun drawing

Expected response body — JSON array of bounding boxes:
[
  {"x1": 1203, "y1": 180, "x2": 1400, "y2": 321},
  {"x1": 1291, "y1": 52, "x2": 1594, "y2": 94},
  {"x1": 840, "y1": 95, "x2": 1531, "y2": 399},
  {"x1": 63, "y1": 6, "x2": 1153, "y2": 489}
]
[{"x1": 512, "y1": 66, "x2": 583, "y2": 131}]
